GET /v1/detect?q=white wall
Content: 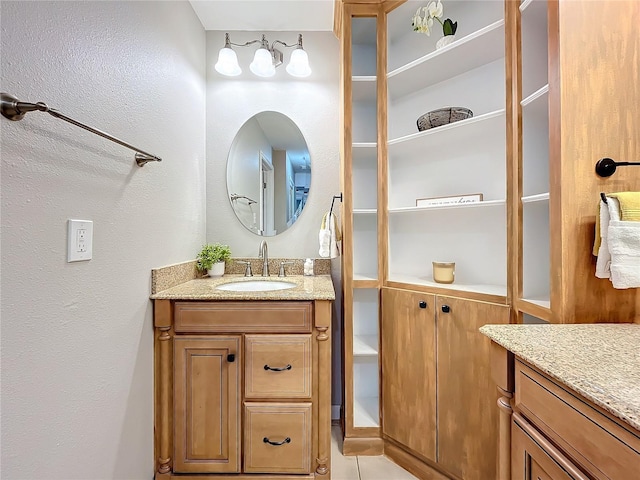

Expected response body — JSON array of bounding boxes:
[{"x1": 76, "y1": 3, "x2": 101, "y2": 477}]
[
  {"x1": 205, "y1": 30, "x2": 343, "y2": 407},
  {"x1": 0, "y1": 2, "x2": 206, "y2": 479},
  {"x1": 206, "y1": 30, "x2": 340, "y2": 257}
]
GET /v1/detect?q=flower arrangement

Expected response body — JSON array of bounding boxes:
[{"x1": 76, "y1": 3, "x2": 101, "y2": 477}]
[{"x1": 412, "y1": 0, "x2": 457, "y2": 38}]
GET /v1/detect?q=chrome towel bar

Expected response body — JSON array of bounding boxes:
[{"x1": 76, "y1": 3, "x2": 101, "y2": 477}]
[{"x1": 1, "y1": 92, "x2": 161, "y2": 167}]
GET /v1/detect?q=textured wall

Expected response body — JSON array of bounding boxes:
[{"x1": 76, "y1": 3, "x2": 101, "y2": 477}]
[
  {"x1": 0, "y1": 2, "x2": 206, "y2": 478},
  {"x1": 205, "y1": 30, "x2": 343, "y2": 408}
]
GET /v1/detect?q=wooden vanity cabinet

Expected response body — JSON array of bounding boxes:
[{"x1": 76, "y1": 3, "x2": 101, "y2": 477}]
[
  {"x1": 381, "y1": 288, "x2": 510, "y2": 479},
  {"x1": 490, "y1": 345, "x2": 640, "y2": 480},
  {"x1": 153, "y1": 299, "x2": 332, "y2": 480},
  {"x1": 173, "y1": 336, "x2": 241, "y2": 473}
]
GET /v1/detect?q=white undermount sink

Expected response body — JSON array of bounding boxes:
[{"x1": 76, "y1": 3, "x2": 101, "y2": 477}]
[{"x1": 215, "y1": 280, "x2": 297, "y2": 292}]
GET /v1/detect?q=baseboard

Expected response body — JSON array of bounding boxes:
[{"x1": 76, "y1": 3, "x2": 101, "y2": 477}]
[
  {"x1": 384, "y1": 439, "x2": 452, "y2": 480},
  {"x1": 342, "y1": 436, "x2": 384, "y2": 456},
  {"x1": 331, "y1": 404, "x2": 340, "y2": 421}
]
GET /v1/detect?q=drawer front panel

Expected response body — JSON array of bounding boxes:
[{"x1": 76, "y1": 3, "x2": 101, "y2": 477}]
[
  {"x1": 245, "y1": 335, "x2": 312, "y2": 399},
  {"x1": 244, "y1": 402, "x2": 312, "y2": 474},
  {"x1": 512, "y1": 413, "x2": 589, "y2": 480},
  {"x1": 515, "y1": 361, "x2": 640, "y2": 480},
  {"x1": 174, "y1": 301, "x2": 312, "y2": 333}
]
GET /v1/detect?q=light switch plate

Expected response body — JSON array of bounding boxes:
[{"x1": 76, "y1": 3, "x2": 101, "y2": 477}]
[{"x1": 68, "y1": 219, "x2": 93, "y2": 262}]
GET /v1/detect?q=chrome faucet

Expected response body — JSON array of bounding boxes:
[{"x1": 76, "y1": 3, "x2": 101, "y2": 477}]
[{"x1": 259, "y1": 240, "x2": 269, "y2": 276}]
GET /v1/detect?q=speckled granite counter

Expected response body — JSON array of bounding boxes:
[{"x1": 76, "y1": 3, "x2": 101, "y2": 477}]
[
  {"x1": 151, "y1": 274, "x2": 335, "y2": 301},
  {"x1": 480, "y1": 324, "x2": 640, "y2": 432}
]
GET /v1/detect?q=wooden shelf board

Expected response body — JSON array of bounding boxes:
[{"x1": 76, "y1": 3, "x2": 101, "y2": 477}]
[
  {"x1": 388, "y1": 109, "x2": 506, "y2": 158},
  {"x1": 386, "y1": 274, "x2": 507, "y2": 303},
  {"x1": 389, "y1": 199, "x2": 506, "y2": 214},
  {"x1": 354, "y1": 396, "x2": 380, "y2": 428},
  {"x1": 387, "y1": 20, "x2": 505, "y2": 99},
  {"x1": 521, "y1": 193, "x2": 549, "y2": 204},
  {"x1": 353, "y1": 279, "x2": 379, "y2": 289},
  {"x1": 353, "y1": 335, "x2": 379, "y2": 356},
  {"x1": 517, "y1": 298, "x2": 552, "y2": 322}
]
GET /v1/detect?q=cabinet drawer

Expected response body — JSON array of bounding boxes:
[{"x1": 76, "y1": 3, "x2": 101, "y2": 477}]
[
  {"x1": 512, "y1": 413, "x2": 589, "y2": 480},
  {"x1": 174, "y1": 301, "x2": 312, "y2": 333},
  {"x1": 515, "y1": 361, "x2": 640, "y2": 480},
  {"x1": 243, "y1": 402, "x2": 312, "y2": 474},
  {"x1": 245, "y1": 335, "x2": 312, "y2": 399}
]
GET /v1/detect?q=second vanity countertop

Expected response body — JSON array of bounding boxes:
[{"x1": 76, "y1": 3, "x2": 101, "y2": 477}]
[
  {"x1": 480, "y1": 323, "x2": 640, "y2": 432},
  {"x1": 151, "y1": 274, "x2": 335, "y2": 301}
]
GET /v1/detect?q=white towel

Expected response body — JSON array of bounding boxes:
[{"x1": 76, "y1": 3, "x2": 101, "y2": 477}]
[
  {"x1": 608, "y1": 219, "x2": 640, "y2": 289},
  {"x1": 318, "y1": 212, "x2": 341, "y2": 259},
  {"x1": 595, "y1": 199, "x2": 611, "y2": 278}
]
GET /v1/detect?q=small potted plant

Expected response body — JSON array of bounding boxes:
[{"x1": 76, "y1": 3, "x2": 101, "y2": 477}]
[
  {"x1": 197, "y1": 243, "x2": 231, "y2": 277},
  {"x1": 412, "y1": 0, "x2": 458, "y2": 50}
]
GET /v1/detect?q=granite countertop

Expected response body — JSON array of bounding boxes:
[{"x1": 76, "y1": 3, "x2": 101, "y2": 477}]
[
  {"x1": 480, "y1": 324, "x2": 640, "y2": 432},
  {"x1": 151, "y1": 274, "x2": 335, "y2": 301}
]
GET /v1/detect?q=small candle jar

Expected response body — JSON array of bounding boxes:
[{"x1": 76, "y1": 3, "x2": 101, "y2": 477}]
[{"x1": 432, "y1": 262, "x2": 455, "y2": 284}]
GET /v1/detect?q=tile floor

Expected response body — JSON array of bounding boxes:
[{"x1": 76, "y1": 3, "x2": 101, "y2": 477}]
[{"x1": 331, "y1": 427, "x2": 418, "y2": 480}]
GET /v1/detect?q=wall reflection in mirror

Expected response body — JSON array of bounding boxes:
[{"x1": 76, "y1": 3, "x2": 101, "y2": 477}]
[{"x1": 227, "y1": 111, "x2": 311, "y2": 236}]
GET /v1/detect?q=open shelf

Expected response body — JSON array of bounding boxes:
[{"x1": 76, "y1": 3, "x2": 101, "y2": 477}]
[
  {"x1": 388, "y1": 109, "x2": 505, "y2": 159},
  {"x1": 353, "y1": 273, "x2": 378, "y2": 283},
  {"x1": 387, "y1": 273, "x2": 507, "y2": 298},
  {"x1": 352, "y1": 76, "x2": 377, "y2": 102},
  {"x1": 353, "y1": 208, "x2": 377, "y2": 214},
  {"x1": 353, "y1": 396, "x2": 379, "y2": 428},
  {"x1": 521, "y1": 193, "x2": 549, "y2": 204},
  {"x1": 389, "y1": 199, "x2": 505, "y2": 214},
  {"x1": 387, "y1": 20, "x2": 505, "y2": 99},
  {"x1": 517, "y1": 297, "x2": 552, "y2": 323},
  {"x1": 353, "y1": 335, "x2": 378, "y2": 356},
  {"x1": 522, "y1": 84, "x2": 549, "y2": 107}
]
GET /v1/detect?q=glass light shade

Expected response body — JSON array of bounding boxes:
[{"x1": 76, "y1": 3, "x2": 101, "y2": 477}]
[
  {"x1": 286, "y1": 48, "x2": 311, "y2": 78},
  {"x1": 215, "y1": 47, "x2": 241, "y2": 76},
  {"x1": 249, "y1": 48, "x2": 276, "y2": 77}
]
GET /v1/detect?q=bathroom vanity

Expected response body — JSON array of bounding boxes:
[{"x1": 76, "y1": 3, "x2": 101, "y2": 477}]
[
  {"x1": 481, "y1": 324, "x2": 640, "y2": 480},
  {"x1": 151, "y1": 274, "x2": 335, "y2": 479}
]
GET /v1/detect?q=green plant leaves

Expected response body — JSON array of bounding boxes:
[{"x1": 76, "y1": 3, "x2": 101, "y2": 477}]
[
  {"x1": 197, "y1": 243, "x2": 232, "y2": 270},
  {"x1": 443, "y1": 18, "x2": 457, "y2": 36}
]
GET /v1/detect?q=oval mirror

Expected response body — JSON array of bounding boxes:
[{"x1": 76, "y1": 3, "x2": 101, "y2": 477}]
[{"x1": 227, "y1": 112, "x2": 311, "y2": 236}]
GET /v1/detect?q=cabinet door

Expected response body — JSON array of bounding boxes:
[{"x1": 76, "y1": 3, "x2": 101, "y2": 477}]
[
  {"x1": 381, "y1": 288, "x2": 437, "y2": 462},
  {"x1": 173, "y1": 336, "x2": 241, "y2": 473},
  {"x1": 512, "y1": 414, "x2": 589, "y2": 480},
  {"x1": 436, "y1": 296, "x2": 509, "y2": 480}
]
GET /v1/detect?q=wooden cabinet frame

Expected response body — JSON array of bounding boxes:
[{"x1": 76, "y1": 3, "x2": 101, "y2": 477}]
[{"x1": 153, "y1": 299, "x2": 332, "y2": 480}]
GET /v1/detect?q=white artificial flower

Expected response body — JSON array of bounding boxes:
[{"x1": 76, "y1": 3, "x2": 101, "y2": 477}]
[{"x1": 428, "y1": 0, "x2": 444, "y2": 19}]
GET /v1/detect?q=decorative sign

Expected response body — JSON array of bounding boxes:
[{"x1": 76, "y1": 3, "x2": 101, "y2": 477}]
[{"x1": 416, "y1": 193, "x2": 483, "y2": 207}]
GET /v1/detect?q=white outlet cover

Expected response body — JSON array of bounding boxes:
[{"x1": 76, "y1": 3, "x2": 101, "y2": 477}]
[{"x1": 68, "y1": 219, "x2": 93, "y2": 262}]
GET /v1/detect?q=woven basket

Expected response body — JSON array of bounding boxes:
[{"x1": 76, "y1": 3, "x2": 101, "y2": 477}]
[{"x1": 416, "y1": 107, "x2": 473, "y2": 131}]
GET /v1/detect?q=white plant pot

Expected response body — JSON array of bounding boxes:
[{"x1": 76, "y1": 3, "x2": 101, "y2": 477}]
[
  {"x1": 436, "y1": 34, "x2": 456, "y2": 50},
  {"x1": 207, "y1": 261, "x2": 225, "y2": 277}
]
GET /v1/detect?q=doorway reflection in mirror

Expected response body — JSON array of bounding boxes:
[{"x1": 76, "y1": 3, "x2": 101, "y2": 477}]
[{"x1": 226, "y1": 111, "x2": 311, "y2": 236}]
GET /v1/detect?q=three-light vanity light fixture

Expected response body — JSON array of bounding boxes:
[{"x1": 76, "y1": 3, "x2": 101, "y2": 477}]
[{"x1": 215, "y1": 33, "x2": 311, "y2": 78}]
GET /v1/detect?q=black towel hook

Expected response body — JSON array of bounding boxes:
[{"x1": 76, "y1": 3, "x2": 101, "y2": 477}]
[
  {"x1": 600, "y1": 192, "x2": 608, "y2": 205},
  {"x1": 595, "y1": 157, "x2": 640, "y2": 177},
  {"x1": 329, "y1": 193, "x2": 343, "y2": 218}
]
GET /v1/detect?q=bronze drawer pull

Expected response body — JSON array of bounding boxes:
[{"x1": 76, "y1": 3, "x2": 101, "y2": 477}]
[
  {"x1": 264, "y1": 364, "x2": 292, "y2": 372},
  {"x1": 263, "y1": 436, "x2": 291, "y2": 446}
]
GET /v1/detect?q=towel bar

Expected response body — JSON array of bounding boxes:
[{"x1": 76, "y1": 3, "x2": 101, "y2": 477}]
[
  {"x1": 595, "y1": 157, "x2": 640, "y2": 177},
  {"x1": 1, "y1": 92, "x2": 162, "y2": 166}
]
